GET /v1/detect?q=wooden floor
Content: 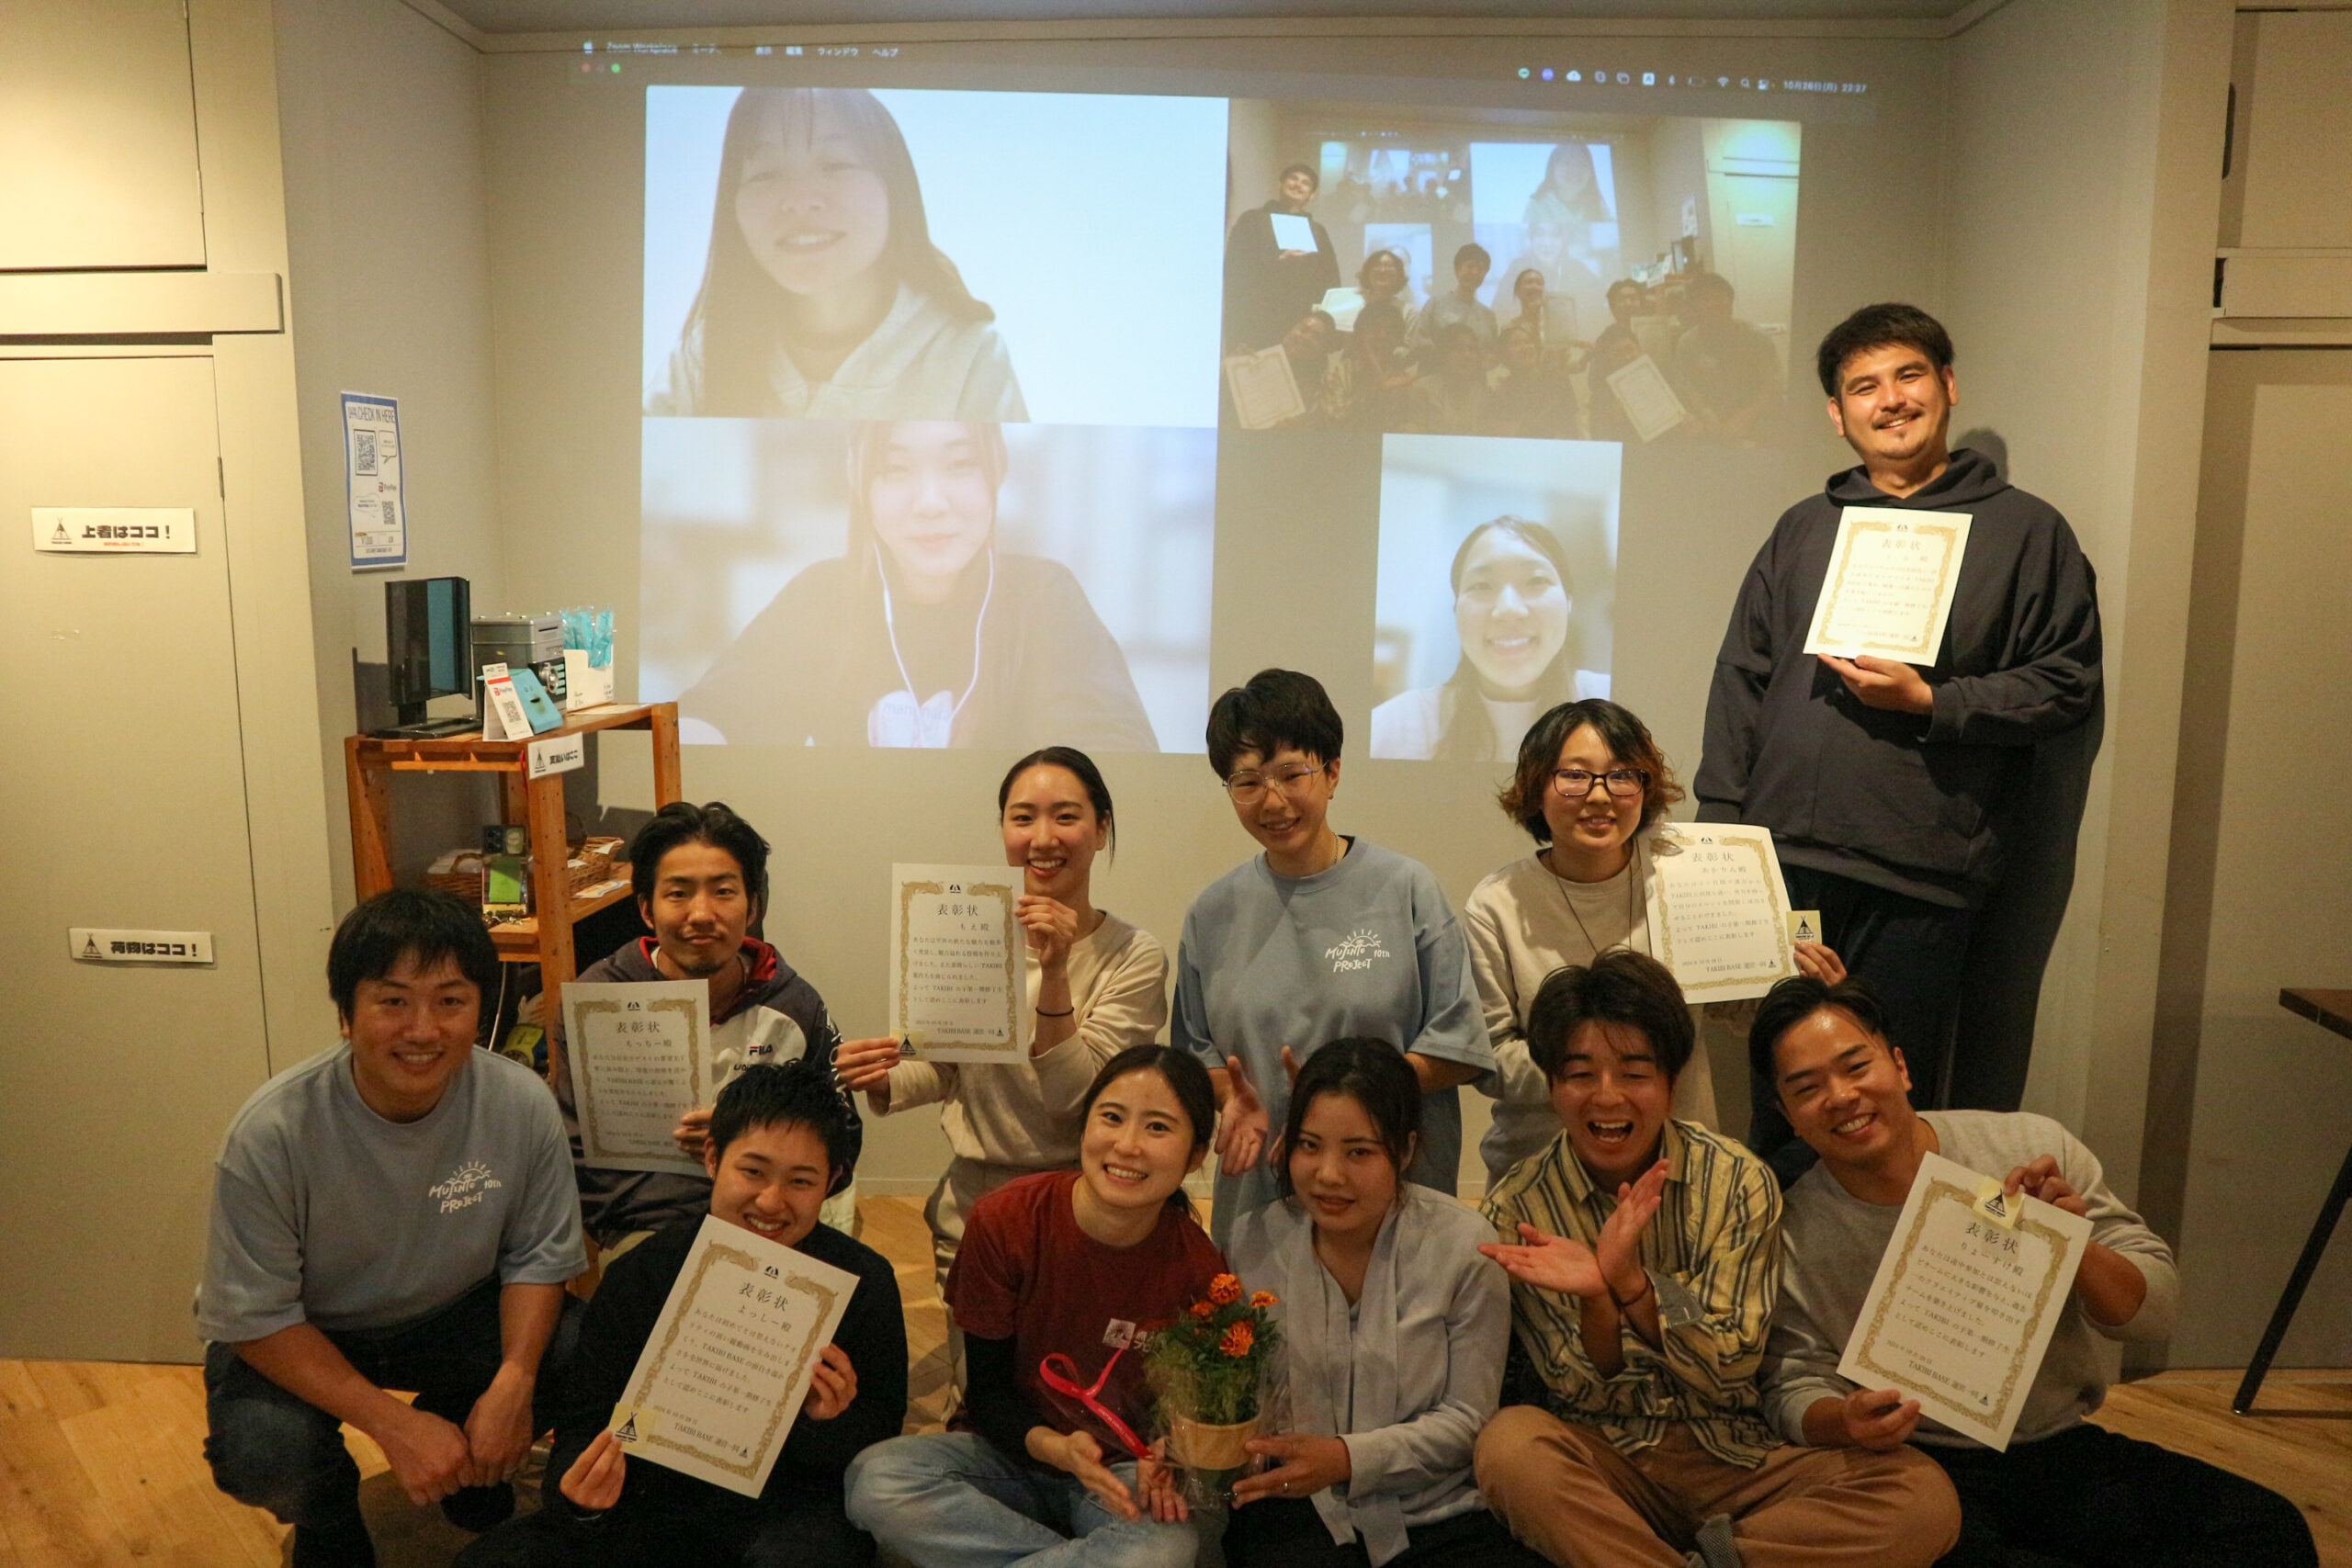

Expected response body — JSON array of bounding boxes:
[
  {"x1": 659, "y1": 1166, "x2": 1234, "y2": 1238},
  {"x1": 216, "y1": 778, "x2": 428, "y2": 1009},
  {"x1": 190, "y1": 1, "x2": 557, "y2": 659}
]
[{"x1": 2, "y1": 1196, "x2": 2346, "y2": 1566}]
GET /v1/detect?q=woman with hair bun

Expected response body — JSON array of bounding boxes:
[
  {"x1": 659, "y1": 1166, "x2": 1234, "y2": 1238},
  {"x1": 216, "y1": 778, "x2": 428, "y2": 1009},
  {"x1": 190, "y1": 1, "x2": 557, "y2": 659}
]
[{"x1": 835, "y1": 746, "x2": 1168, "y2": 1290}]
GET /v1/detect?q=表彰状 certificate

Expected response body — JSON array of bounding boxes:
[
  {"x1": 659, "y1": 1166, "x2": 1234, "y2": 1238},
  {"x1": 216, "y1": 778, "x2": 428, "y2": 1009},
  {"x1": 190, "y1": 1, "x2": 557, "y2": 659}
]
[
  {"x1": 1838, "y1": 1150, "x2": 2093, "y2": 1450},
  {"x1": 564, "y1": 980, "x2": 713, "y2": 1178},
  {"x1": 608, "y1": 1215, "x2": 858, "y2": 1496},
  {"x1": 1644, "y1": 825, "x2": 1797, "y2": 1002},
  {"x1": 1804, "y1": 506, "x2": 1973, "y2": 664},
  {"x1": 890, "y1": 863, "x2": 1022, "y2": 1063}
]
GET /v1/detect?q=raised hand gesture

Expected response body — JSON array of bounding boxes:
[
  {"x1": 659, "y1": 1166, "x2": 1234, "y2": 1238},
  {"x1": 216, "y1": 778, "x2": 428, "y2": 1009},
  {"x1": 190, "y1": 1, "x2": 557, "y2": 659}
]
[{"x1": 1480, "y1": 1222, "x2": 1608, "y2": 1300}]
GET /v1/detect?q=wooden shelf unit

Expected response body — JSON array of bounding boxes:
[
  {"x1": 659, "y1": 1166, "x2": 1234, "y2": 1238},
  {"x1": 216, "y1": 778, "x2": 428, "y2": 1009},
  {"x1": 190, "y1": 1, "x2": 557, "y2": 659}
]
[{"x1": 344, "y1": 702, "x2": 682, "y2": 1038}]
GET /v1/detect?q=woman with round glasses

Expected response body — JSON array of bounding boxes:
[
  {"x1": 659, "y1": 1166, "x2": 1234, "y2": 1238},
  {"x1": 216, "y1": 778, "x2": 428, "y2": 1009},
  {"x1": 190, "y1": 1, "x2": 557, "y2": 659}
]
[
  {"x1": 1462, "y1": 698, "x2": 1846, "y2": 1183},
  {"x1": 1172, "y1": 670, "x2": 1491, "y2": 1247}
]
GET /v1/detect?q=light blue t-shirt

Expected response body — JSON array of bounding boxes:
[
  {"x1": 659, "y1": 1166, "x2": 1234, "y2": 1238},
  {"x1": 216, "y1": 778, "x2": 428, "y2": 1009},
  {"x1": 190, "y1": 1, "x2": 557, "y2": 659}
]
[
  {"x1": 1172, "y1": 838, "x2": 1492, "y2": 1244},
  {"x1": 197, "y1": 1044, "x2": 585, "y2": 1342}
]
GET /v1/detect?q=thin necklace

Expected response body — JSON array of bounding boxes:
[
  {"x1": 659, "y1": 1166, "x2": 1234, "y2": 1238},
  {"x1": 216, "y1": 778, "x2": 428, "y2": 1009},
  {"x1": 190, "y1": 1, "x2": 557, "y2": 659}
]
[{"x1": 1546, "y1": 841, "x2": 1638, "y2": 961}]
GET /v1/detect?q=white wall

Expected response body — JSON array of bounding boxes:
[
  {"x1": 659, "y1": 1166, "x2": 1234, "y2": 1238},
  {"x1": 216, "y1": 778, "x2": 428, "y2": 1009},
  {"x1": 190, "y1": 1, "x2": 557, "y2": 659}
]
[
  {"x1": 1938, "y1": 0, "x2": 2230, "y2": 1202},
  {"x1": 276, "y1": 0, "x2": 510, "y2": 908}
]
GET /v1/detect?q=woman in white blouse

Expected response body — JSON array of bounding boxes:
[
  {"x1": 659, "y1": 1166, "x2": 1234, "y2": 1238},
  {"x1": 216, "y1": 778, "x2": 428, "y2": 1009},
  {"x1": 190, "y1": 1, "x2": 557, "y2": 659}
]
[
  {"x1": 1225, "y1": 1042, "x2": 1548, "y2": 1568},
  {"x1": 835, "y1": 746, "x2": 1169, "y2": 1288}
]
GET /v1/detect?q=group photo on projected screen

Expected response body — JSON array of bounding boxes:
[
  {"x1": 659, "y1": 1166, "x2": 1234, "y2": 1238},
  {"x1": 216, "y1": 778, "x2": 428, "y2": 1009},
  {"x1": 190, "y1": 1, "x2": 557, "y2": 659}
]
[
  {"x1": 1369, "y1": 434, "x2": 1620, "y2": 762},
  {"x1": 1216, "y1": 105, "x2": 1801, "y2": 447},
  {"x1": 642, "y1": 84, "x2": 1228, "y2": 426},
  {"x1": 639, "y1": 418, "x2": 1215, "y2": 754}
]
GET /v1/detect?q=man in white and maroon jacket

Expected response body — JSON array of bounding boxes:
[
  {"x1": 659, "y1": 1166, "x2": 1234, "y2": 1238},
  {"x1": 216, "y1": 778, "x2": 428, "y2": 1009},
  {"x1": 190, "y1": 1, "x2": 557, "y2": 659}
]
[
  {"x1": 550, "y1": 801, "x2": 873, "y2": 1249},
  {"x1": 1695, "y1": 303, "x2": 2102, "y2": 1179}
]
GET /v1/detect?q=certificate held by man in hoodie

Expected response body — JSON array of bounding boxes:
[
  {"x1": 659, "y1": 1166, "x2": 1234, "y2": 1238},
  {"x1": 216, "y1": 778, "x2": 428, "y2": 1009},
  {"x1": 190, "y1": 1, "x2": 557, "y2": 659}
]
[
  {"x1": 890, "y1": 863, "x2": 1023, "y2": 1063},
  {"x1": 565, "y1": 980, "x2": 715, "y2": 1178},
  {"x1": 1804, "y1": 507, "x2": 1973, "y2": 664}
]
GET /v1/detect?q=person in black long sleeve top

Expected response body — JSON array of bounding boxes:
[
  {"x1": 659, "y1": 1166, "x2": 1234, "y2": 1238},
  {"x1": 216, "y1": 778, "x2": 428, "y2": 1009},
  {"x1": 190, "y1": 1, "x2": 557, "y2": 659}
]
[
  {"x1": 459, "y1": 1063, "x2": 905, "y2": 1568},
  {"x1": 1693, "y1": 303, "x2": 2102, "y2": 1180}
]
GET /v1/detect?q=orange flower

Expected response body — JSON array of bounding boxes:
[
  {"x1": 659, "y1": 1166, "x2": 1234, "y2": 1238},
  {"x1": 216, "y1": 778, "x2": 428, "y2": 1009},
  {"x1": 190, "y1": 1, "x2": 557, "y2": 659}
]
[
  {"x1": 1190, "y1": 1300, "x2": 1216, "y2": 1320},
  {"x1": 1250, "y1": 1291, "x2": 1278, "y2": 1309},
  {"x1": 1208, "y1": 1273, "x2": 1242, "y2": 1305},
  {"x1": 1219, "y1": 1320, "x2": 1255, "y2": 1358}
]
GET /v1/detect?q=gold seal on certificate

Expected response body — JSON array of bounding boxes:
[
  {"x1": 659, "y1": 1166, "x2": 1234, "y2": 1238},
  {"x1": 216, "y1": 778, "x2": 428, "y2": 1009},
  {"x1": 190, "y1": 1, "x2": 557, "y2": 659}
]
[
  {"x1": 1838, "y1": 1151, "x2": 2094, "y2": 1450},
  {"x1": 1803, "y1": 505, "x2": 1973, "y2": 664},
  {"x1": 1643, "y1": 825, "x2": 1798, "y2": 1002},
  {"x1": 563, "y1": 980, "x2": 714, "y2": 1178},
  {"x1": 889, "y1": 863, "x2": 1022, "y2": 1063},
  {"x1": 608, "y1": 1215, "x2": 859, "y2": 1497}
]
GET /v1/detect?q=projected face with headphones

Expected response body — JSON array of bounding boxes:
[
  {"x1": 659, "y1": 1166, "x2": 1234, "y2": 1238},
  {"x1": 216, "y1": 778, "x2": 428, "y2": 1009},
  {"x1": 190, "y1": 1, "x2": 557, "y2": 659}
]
[{"x1": 857, "y1": 422, "x2": 1001, "y2": 605}]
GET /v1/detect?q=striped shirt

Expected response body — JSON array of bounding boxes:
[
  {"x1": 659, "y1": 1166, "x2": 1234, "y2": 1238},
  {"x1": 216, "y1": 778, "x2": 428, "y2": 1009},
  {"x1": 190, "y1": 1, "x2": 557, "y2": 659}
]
[{"x1": 1482, "y1": 1119, "x2": 1784, "y2": 1466}]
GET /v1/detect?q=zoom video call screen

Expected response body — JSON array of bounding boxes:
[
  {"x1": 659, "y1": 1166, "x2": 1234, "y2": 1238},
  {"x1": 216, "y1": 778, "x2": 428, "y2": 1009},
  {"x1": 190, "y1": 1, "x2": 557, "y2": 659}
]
[{"x1": 618, "y1": 43, "x2": 1881, "y2": 764}]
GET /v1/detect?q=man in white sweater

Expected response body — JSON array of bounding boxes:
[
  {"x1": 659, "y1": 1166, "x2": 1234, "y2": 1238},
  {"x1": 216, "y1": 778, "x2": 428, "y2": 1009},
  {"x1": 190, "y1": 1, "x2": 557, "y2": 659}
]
[{"x1": 1750, "y1": 975, "x2": 2316, "y2": 1568}]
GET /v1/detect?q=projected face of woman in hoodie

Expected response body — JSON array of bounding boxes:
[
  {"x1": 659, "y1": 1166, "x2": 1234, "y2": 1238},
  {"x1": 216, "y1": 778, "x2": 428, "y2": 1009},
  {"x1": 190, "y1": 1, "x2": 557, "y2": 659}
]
[{"x1": 868, "y1": 423, "x2": 997, "y2": 604}]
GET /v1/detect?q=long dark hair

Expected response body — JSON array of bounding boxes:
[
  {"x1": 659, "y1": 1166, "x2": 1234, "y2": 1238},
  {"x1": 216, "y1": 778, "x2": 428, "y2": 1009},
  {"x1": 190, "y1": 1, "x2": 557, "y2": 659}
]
[
  {"x1": 689, "y1": 89, "x2": 994, "y2": 414},
  {"x1": 1531, "y1": 142, "x2": 1611, "y2": 222},
  {"x1": 1434, "y1": 517, "x2": 1578, "y2": 763},
  {"x1": 1276, "y1": 1040, "x2": 1421, "y2": 1198}
]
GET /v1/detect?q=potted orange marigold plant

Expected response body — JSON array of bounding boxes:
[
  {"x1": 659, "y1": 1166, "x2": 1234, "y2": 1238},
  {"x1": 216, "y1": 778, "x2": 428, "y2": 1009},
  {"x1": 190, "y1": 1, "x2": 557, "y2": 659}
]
[{"x1": 1147, "y1": 1272, "x2": 1282, "y2": 1480}]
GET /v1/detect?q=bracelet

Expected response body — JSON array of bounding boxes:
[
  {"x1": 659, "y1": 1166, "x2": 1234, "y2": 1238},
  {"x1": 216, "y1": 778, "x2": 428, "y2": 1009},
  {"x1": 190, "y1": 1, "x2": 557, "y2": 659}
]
[
  {"x1": 1606, "y1": 1271, "x2": 1653, "y2": 1312},
  {"x1": 1034, "y1": 1006, "x2": 1074, "y2": 1018}
]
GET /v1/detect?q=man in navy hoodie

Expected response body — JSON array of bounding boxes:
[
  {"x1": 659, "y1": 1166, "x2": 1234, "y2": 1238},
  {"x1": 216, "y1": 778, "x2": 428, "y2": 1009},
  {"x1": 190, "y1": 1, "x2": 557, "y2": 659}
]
[
  {"x1": 1695, "y1": 304, "x2": 2101, "y2": 1176},
  {"x1": 551, "y1": 801, "x2": 875, "y2": 1248}
]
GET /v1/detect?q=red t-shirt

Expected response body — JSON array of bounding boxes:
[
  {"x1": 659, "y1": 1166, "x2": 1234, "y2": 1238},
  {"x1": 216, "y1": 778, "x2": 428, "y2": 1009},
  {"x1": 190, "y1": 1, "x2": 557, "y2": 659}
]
[{"x1": 948, "y1": 1169, "x2": 1225, "y2": 1454}]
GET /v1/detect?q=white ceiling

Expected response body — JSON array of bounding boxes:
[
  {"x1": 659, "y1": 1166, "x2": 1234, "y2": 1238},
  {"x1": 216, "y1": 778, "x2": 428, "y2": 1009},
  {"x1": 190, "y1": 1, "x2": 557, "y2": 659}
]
[{"x1": 433, "y1": 0, "x2": 1981, "y2": 36}]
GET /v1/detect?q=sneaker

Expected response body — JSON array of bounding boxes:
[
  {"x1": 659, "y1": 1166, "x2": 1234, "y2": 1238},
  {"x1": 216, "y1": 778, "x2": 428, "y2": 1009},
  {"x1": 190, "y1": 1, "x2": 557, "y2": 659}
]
[
  {"x1": 288, "y1": 1516, "x2": 377, "y2": 1568},
  {"x1": 439, "y1": 1480, "x2": 516, "y2": 1533}
]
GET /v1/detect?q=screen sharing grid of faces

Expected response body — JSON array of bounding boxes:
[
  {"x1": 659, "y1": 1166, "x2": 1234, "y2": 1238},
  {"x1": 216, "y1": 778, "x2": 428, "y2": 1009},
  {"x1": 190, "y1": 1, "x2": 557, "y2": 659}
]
[{"x1": 639, "y1": 85, "x2": 1800, "y2": 758}]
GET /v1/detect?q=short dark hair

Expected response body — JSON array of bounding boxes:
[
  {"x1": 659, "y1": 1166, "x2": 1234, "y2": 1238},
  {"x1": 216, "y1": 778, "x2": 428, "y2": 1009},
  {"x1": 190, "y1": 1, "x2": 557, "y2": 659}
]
[
  {"x1": 1205, "y1": 669, "x2": 1343, "y2": 778},
  {"x1": 1526, "y1": 951, "x2": 1693, "y2": 1082},
  {"x1": 1607, "y1": 278, "x2": 1644, "y2": 304},
  {"x1": 1000, "y1": 746, "x2": 1116, "y2": 856},
  {"x1": 1815, "y1": 302, "x2": 1954, "y2": 397},
  {"x1": 1354, "y1": 299, "x2": 1406, "y2": 337},
  {"x1": 1280, "y1": 161, "x2": 1319, "y2": 191},
  {"x1": 1497, "y1": 698, "x2": 1684, "y2": 842},
  {"x1": 1277, "y1": 1040, "x2": 1421, "y2": 1197},
  {"x1": 1683, "y1": 271, "x2": 1734, "y2": 303},
  {"x1": 1454, "y1": 243, "x2": 1491, "y2": 269},
  {"x1": 629, "y1": 801, "x2": 770, "y2": 911},
  {"x1": 707, "y1": 1060, "x2": 864, "y2": 1197},
  {"x1": 326, "y1": 888, "x2": 501, "y2": 1026},
  {"x1": 1747, "y1": 974, "x2": 1896, "y2": 1092},
  {"x1": 1083, "y1": 1046, "x2": 1219, "y2": 1209}
]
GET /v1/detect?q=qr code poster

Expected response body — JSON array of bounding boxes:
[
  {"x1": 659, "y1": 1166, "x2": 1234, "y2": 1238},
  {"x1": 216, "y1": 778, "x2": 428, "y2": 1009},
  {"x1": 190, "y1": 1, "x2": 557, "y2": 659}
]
[{"x1": 342, "y1": 391, "x2": 406, "y2": 569}]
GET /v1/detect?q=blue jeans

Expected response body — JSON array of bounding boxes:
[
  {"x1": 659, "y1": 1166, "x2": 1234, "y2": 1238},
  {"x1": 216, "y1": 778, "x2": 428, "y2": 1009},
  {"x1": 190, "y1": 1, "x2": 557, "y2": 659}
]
[
  {"x1": 203, "y1": 1278, "x2": 579, "y2": 1532},
  {"x1": 846, "y1": 1432, "x2": 1197, "y2": 1568}
]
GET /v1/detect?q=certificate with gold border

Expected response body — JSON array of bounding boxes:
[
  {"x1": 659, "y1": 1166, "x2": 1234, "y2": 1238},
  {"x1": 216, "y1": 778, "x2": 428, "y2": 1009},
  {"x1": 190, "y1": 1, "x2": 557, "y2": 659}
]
[
  {"x1": 1644, "y1": 825, "x2": 1797, "y2": 1002},
  {"x1": 608, "y1": 1215, "x2": 859, "y2": 1497},
  {"x1": 889, "y1": 863, "x2": 1023, "y2": 1063},
  {"x1": 1839, "y1": 1151, "x2": 2093, "y2": 1450},
  {"x1": 1803, "y1": 505, "x2": 1973, "y2": 663},
  {"x1": 564, "y1": 980, "x2": 712, "y2": 1177}
]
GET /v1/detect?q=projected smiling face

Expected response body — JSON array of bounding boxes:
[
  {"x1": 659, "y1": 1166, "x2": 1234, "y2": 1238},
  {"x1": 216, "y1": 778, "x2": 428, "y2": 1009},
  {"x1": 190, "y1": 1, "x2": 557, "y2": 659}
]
[
  {"x1": 734, "y1": 96, "x2": 892, "y2": 299},
  {"x1": 1455, "y1": 527, "x2": 1568, "y2": 699},
  {"x1": 1362, "y1": 252, "x2": 1406, "y2": 301},
  {"x1": 868, "y1": 423, "x2": 997, "y2": 604}
]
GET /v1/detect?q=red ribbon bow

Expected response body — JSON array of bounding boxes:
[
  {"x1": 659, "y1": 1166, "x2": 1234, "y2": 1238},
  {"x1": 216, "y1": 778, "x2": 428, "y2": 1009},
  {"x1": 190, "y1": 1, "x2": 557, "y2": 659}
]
[{"x1": 1037, "y1": 1347, "x2": 1153, "y2": 1461}]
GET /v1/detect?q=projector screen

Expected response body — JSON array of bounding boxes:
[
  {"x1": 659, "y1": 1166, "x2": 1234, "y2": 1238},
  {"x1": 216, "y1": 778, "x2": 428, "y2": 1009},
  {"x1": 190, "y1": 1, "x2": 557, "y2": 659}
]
[{"x1": 613, "y1": 51, "x2": 1856, "y2": 761}]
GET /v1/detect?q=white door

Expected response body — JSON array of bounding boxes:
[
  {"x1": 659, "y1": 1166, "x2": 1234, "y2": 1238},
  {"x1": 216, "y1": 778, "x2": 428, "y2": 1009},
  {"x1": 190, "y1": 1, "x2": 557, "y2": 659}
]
[{"x1": 0, "y1": 355, "x2": 274, "y2": 1362}]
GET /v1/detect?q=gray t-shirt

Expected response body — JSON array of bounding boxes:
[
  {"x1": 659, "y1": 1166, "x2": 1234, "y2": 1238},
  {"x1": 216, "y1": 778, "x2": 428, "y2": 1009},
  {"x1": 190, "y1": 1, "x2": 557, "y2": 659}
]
[
  {"x1": 197, "y1": 1043, "x2": 585, "y2": 1342},
  {"x1": 1760, "y1": 1110, "x2": 2179, "y2": 1450},
  {"x1": 1172, "y1": 838, "x2": 1492, "y2": 1244}
]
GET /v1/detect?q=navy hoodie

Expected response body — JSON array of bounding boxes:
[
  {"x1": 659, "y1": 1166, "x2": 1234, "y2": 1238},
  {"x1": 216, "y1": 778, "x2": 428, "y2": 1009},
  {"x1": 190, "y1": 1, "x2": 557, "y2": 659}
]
[{"x1": 1693, "y1": 448, "x2": 2101, "y2": 908}]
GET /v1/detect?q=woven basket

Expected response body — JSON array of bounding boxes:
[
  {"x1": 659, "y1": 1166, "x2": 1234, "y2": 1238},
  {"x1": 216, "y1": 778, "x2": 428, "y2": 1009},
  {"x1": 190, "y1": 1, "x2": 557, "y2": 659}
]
[{"x1": 426, "y1": 852, "x2": 487, "y2": 906}]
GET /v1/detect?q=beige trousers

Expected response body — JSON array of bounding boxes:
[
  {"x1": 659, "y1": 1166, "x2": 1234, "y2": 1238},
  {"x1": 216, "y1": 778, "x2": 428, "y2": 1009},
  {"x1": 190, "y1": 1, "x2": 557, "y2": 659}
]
[{"x1": 1475, "y1": 1407, "x2": 1960, "y2": 1568}]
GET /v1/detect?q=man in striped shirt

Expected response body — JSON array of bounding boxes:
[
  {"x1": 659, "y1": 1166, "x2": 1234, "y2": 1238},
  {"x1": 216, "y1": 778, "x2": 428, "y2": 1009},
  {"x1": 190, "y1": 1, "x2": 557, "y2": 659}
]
[{"x1": 1472, "y1": 952, "x2": 1958, "y2": 1568}]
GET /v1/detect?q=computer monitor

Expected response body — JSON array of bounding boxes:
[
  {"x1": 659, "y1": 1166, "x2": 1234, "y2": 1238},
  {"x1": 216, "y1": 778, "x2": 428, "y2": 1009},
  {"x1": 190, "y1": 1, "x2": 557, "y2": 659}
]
[{"x1": 385, "y1": 576, "x2": 471, "y2": 728}]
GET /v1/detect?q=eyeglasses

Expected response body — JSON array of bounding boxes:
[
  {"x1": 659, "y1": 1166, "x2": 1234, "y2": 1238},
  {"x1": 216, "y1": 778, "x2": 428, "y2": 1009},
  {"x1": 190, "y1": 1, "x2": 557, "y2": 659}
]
[
  {"x1": 1225, "y1": 762, "x2": 1328, "y2": 805},
  {"x1": 1553, "y1": 767, "x2": 1649, "y2": 799}
]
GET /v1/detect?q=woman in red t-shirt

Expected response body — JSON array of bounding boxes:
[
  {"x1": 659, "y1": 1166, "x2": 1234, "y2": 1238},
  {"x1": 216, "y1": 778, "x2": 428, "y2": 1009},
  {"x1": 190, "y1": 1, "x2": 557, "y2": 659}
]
[{"x1": 847, "y1": 1045, "x2": 1224, "y2": 1568}]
